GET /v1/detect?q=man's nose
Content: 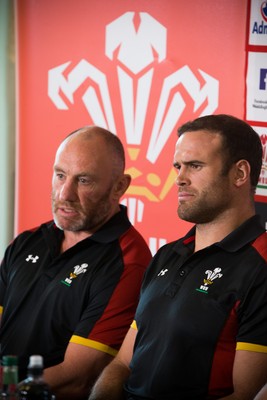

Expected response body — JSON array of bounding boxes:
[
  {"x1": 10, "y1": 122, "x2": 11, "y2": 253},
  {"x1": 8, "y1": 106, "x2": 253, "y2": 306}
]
[
  {"x1": 175, "y1": 167, "x2": 189, "y2": 186},
  {"x1": 59, "y1": 180, "x2": 77, "y2": 201}
]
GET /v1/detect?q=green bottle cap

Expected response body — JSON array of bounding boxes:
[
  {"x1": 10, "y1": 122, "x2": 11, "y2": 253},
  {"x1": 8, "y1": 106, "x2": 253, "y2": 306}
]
[{"x1": 2, "y1": 355, "x2": 18, "y2": 366}]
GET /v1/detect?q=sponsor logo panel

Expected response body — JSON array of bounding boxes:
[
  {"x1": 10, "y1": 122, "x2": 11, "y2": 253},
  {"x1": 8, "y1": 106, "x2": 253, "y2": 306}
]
[
  {"x1": 249, "y1": 0, "x2": 267, "y2": 45},
  {"x1": 246, "y1": 52, "x2": 267, "y2": 122}
]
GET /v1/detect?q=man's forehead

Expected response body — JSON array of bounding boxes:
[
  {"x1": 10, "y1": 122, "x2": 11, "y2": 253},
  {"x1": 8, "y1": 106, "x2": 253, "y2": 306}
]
[
  {"x1": 176, "y1": 130, "x2": 221, "y2": 146},
  {"x1": 174, "y1": 130, "x2": 222, "y2": 159}
]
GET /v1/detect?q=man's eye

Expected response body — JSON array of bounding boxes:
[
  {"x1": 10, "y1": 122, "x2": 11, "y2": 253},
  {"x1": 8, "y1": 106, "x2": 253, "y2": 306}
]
[
  {"x1": 191, "y1": 164, "x2": 201, "y2": 170},
  {"x1": 79, "y1": 178, "x2": 89, "y2": 184}
]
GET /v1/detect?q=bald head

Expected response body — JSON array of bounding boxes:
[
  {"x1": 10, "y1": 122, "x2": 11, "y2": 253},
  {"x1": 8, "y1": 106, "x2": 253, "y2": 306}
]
[{"x1": 59, "y1": 126, "x2": 126, "y2": 179}]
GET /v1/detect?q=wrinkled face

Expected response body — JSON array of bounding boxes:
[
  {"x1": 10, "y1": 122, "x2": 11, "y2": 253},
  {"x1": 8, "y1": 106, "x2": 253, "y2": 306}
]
[
  {"x1": 51, "y1": 135, "x2": 119, "y2": 233},
  {"x1": 173, "y1": 130, "x2": 234, "y2": 224}
]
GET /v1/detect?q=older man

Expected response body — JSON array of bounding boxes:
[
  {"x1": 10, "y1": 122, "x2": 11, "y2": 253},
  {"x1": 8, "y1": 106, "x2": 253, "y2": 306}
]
[{"x1": 0, "y1": 126, "x2": 152, "y2": 399}]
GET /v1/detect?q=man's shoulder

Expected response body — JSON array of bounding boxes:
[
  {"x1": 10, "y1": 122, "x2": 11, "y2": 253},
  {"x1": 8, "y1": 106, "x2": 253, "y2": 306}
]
[
  {"x1": 8, "y1": 221, "x2": 54, "y2": 248},
  {"x1": 122, "y1": 224, "x2": 148, "y2": 245},
  {"x1": 18, "y1": 220, "x2": 54, "y2": 236},
  {"x1": 149, "y1": 238, "x2": 185, "y2": 264},
  {"x1": 119, "y1": 225, "x2": 152, "y2": 262},
  {"x1": 251, "y1": 231, "x2": 267, "y2": 263}
]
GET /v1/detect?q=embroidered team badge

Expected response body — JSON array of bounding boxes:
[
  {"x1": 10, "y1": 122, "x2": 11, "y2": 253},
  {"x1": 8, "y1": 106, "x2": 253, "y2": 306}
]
[
  {"x1": 61, "y1": 263, "x2": 88, "y2": 287},
  {"x1": 196, "y1": 267, "x2": 223, "y2": 294}
]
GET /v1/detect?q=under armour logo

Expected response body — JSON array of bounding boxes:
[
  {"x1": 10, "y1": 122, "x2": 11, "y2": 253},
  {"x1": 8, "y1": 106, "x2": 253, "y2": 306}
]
[
  {"x1": 26, "y1": 255, "x2": 39, "y2": 263},
  {"x1": 158, "y1": 268, "x2": 168, "y2": 276}
]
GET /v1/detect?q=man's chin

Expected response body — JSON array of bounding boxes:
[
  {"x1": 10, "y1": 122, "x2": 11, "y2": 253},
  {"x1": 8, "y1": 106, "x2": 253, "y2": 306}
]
[
  {"x1": 53, "y1": 217, "x2": 81, "y2": 232},
  {"x1": 177, "y1": 208, "x2": 194, "y2": 223}
]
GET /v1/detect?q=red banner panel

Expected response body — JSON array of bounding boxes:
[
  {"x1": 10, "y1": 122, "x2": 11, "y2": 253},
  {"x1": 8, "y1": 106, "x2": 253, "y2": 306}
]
[{"x1": 16, "y1": 0, "x2": 247, "y2": 253}]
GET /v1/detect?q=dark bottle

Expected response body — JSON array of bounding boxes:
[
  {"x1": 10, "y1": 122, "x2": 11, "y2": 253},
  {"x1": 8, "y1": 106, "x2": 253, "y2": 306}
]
[
  {"x1": 17, "y1": 355, "x2": 55, "y2": 400},
  {"x1": 1, "y1": 355, "x2": 19, "y2": 399}
]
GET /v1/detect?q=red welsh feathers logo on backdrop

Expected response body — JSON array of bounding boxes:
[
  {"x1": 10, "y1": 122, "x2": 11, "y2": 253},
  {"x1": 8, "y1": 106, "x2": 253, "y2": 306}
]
[{"x1": 48, "y1": 12, "x2": 219, "y2": 253}]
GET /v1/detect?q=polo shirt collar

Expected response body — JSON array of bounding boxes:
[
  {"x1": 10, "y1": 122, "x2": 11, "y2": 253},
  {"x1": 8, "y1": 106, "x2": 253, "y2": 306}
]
[
  {"x1": 181, "y1": 215, "x2": 265, "y2": 253},
  {"x1": 217, "y1": 215, "x2": 265, "y2": 252},
  {"x1": 89, "y1": 205, "x2": 131, "y2": 243}
]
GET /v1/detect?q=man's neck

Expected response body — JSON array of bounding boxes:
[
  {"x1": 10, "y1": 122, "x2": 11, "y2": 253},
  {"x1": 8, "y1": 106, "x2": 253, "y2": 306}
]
[
  {"x1": 61, "y1": 231, "x2": 92, "y2": 253},
  {"x1": 59, "y1": 207, "x2": 121, "y2": 253}
]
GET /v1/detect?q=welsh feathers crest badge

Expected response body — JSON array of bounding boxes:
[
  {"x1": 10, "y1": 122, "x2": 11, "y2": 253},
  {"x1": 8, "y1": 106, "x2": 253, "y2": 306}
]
[
  {"x1": 61, "y1": 263, "x2": 88, "y2": 287},
  {"x1": 196, "y1": 267, "x2": 223, "y2": 294}
]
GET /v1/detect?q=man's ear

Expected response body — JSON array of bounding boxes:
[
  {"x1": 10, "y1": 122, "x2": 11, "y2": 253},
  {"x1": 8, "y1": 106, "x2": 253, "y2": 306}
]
[
  {"x1": 234, "y1": 159, "x2": 251, "y2": 187},
  {"x1": 113, "y1": 174, "x2": 131, "y2": 199}
]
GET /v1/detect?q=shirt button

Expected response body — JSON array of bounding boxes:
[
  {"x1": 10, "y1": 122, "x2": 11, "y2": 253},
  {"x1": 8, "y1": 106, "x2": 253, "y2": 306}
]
[{"x1": 179, "y1": 270, "x2": 185, "y2": 277}]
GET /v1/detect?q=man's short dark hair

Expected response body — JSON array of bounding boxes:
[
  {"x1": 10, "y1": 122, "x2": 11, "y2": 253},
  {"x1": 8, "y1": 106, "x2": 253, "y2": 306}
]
[{"x1": 178, "y1": 114, "x2": 263, "y2": 190}]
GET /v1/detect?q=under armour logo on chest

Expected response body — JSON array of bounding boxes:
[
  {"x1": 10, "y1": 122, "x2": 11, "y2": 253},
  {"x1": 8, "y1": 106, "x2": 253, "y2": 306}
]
[
  {"x1": 158, "y1": 268, "x2": 168, "y2": 276},
  {"x1": 26, "y1": 254, "x2": 39, "y2": 263}
]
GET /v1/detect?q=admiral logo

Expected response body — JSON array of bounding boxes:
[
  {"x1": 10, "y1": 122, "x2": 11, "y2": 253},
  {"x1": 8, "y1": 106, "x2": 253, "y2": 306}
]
[
  {"x1": 252, "y1": 2, "x2": 267, "y2": 34},
  {"x1": 261, "y1": 1, "x2": 267, "y2": 22}
]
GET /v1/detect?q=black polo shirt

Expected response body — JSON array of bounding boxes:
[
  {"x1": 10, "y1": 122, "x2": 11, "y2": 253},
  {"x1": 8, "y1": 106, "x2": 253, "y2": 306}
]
[
  {"x1": 0, "y1": 206, "x2": 152, "y2": 378},
  {"x1": 125, "y1": 215, "x2": 267, "y2": 400}
]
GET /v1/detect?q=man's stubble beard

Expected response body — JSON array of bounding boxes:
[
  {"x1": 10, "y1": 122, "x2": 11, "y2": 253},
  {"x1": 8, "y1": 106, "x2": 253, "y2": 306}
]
[
  {"x1": 177, "y1": 179, "x2": 231, "y2": 225},
  {"x1": 52, "y1": 189, "x2": 114, "y2": 233}
]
